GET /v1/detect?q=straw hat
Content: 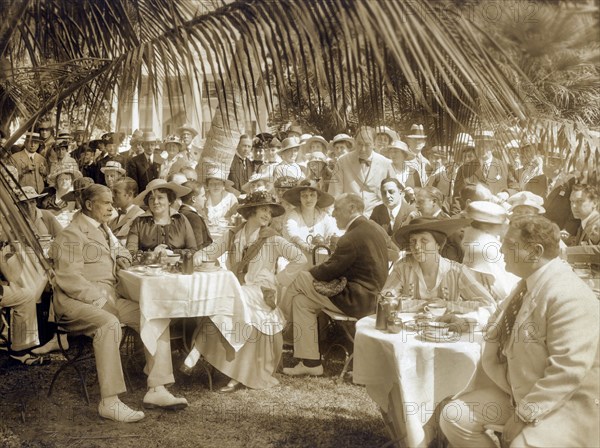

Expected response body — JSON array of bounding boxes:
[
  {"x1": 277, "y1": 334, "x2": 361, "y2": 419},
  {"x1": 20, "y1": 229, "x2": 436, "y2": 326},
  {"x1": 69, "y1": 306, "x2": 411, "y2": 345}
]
[
  {"x1": 330, "y1": 133, "x2": 354, "y2": 147},
  {"x1": 47, "y1": 166, "x2": 82, "y2": 186},
  {"x1": 304, "y1": 135, "x2": 328, "y2": 149},
  {"x1": 406, "y1": 124, "x2": 426, "y2": 139},
  {"x1": 282, "y1": 179, "x2": 335, "y2": 209},
  {"x1": 277, "y1": 137, "x2": 301, "y2": 154},
  {"x1": 16, "y1": 186, "x2": 47, "y2": 202},
  {"x1": 134, "y1": 179, "x2": 191, "y2": 205},
  {"x1": 394, "y1": 217, "x2": 471, "y2": 249},
  {"x1": 376, "y1": 126, "x2": 398, "y2": 142},
  {"x1": 61, "y1": 177, "x2": 95, "y2": 202},
  {"x1": 465, "y1": 201, "x2": 508, "y2": 224},
  {"x1": 241, "y1": 172, "x2": 274, "y2": 193},
  {"x1": 177, "y1": 123, "x2": 198, "y2": 136},
  {"x1": 237, "y1": 190, "x2": 285, "y2": 219},
  {"x1": 507, "y1": 191, "x2": 546, "y2": 214},
  {"x1": 100, "y1": 160, "x2": 126, "y2": 175},
  {"x1": 24, "y1": 132, "x2": 43, "y2": 142},
  {"x1": 386, "y1": 140, "x2": 415, "y2": 160},
  {"x1": 141, "y1": 131, "x2": 160, "y2": 143}
]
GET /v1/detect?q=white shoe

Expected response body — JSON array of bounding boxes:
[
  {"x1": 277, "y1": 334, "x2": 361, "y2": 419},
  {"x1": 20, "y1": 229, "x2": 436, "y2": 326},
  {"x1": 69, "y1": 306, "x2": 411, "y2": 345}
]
[
  {"x1": 98, "y1": 399, "x2": 145, "y2": 423},
  {"x1": 32, "y1": 334, "x2": 69, "y2": 355},
  {"x1": 143, "y1": 387, "x2": 188, "y2": 410},
  {"x1": 283, "y1": 362, "x2": 324, "y2": 377}
]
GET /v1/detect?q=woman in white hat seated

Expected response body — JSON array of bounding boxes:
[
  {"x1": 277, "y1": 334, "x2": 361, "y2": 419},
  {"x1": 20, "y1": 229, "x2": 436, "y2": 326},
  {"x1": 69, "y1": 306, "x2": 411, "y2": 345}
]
[
  {"x1": 282, "y1": 180, "x2": 339, "y2": 266},
  {"x1": 191, "y1": 191, "x2": 306, "y2": 391},
  {"x1": 387, "y1": 140, "x2": 421, "y2": 189},
  {"x1": 204, "y1": 168, "x2": 239, "y2": 227},
  {"x1": 384, "y1": 218, "x2": 496, "y2": 324},
  {"x1": 126, "y1": 179, "x2": 196, "y2": 255},
  {"x1": 41, "y1": 166, "x2": 82, "y2": 214}
]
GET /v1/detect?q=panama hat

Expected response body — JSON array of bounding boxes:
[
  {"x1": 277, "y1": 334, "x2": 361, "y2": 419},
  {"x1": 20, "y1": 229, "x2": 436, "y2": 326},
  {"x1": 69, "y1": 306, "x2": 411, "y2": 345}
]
[
  {"x1": 277, "y1": 137, "x2": 301, "y2": 154},
  {"x1": 465, "y1": 201, "x2": 508, "y2": 224},
  {"x1": 282, "y1": 179, "x2": 335, "y2": 209},
  {"x1": 394, "y1": 217, "x2": 471, "y2": 250},
  {"x1": 47, "y1": 166, "x2": 82, "y2": 186},
  {"x1": 24, "y1": 132, "x2": 43, "y2": 142},
  {"x1": 330, "y1": 134, "x2": 354, "y2": 147},
  {"x1": 386, "y1": 140, "x2": 416, "y2": 160},
  {"x1": 177, "y1": 123, "x2": 198, "y2": 136},
  {"x1": 241, "y1": 172, "x2": 274, "y2": 193},
  {"x1": 406, "y1": 124, "x2": 426, "y2": 139},
  {"x1": 61, "y1": 177, "x2": 95, "y2": 202},
  {"x1": 16, "y1": 186, "x2": 47, "y2": 202},
  {"x1": 376, "y1": 126, "x2": 398, "y2": 142},
  {"x1": 100, "y1": 160, "x2": 126, "y2": 175},
  {"x1": 134, "y1": 179, "x2": 191, "y2": 205},
  {"x1": 141, "y1": 131, "x2": 160, "y2": 143},
  {"x1": 507, "y1": 191, "x2": 545, "y2": 214},
  {"x1": 237, "y1": 190, "x2": 285, "y2": 219}
]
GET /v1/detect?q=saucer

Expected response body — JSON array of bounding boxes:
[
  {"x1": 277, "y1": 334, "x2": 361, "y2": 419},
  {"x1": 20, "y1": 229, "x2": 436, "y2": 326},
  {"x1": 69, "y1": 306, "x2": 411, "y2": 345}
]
[
  {"x1": 128, "y1": 266, "x2": 148, "y2": 274},
  {"x1": 419, "y1": 330, "x2": 457, "y2": 343}
]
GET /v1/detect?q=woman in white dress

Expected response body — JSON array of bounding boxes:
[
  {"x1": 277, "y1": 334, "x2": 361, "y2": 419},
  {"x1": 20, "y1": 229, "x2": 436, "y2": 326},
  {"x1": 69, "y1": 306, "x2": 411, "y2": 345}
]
[
  {"x1": 192, "y1": 191, "x2": 306, "y2": 391},
  {"x1": 282, "y1": 179, "x2": 339, "y2": 266},
  {"x1": 204, "y1": 168, "x2": 238, "y2": 226}
]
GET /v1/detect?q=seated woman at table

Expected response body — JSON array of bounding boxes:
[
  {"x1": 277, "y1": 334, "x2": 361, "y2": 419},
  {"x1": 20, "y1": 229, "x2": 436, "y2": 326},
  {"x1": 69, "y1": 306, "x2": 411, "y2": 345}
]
[
  {"x1": 126, "y1": 179, "x2": 197, "y2": 255},
  {"x1": 385, "y1": 218, "x2": 496, "y2": 322},
  {"x1": 204, "y1": 168, "x2": 238, "y2": 227},
  {"x1": 282, "y1": 179, "x2": 340, "y2": 266},
  {"x1": 192, "y1": 190, "x2": 306, "y2": 392}
]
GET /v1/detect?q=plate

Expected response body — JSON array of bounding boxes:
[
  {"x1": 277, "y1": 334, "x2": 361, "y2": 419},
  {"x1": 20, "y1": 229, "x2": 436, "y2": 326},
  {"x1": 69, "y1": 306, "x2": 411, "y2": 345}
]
[
  {"x1": 128, "y1": 266, "x2": 148, "y2": 274},
  {"x1": 419, "y1": 330, "x2": 458, "y2": 343},
  {"x1": 195, "y1": 265, "x2": 222, "y2": 273},
  {"x1": 143, "y1": 269, "x2": 164, "y2": 277}
]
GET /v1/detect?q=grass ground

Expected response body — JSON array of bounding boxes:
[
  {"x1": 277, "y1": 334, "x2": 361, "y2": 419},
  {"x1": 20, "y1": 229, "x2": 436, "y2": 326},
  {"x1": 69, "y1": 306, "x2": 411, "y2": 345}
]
[{"x1": 0, "y1": 336, "x2": 390, "y2": 448}]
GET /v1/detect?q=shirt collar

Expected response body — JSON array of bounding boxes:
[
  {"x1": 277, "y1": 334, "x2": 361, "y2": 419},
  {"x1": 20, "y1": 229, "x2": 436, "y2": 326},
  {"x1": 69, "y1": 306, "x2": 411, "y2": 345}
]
[
  {"x1": 344, "y1": 215, "x2": 361, "y2": 232},
  {"x1": 524, "y1": 257, "x2": 557, "y2": 293},
  {"x1": 389, "y1": 203, "x2": 401, "y2": 219},
  {"x1": 81, "y1": 212, "x2": 103, "y2": 230}
]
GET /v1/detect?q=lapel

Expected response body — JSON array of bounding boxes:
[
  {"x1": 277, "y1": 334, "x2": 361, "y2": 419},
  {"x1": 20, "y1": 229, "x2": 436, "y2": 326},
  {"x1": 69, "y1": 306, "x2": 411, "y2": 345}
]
[
  {"x1": 581, "y1": 211, "x2": 600, "y2": 243},
  {"x1": 347, "y1": 152, "x2": 366, "y2": 185},
  {"x1": 74, "y1": 212, "x2": 111, "y2": 252}
]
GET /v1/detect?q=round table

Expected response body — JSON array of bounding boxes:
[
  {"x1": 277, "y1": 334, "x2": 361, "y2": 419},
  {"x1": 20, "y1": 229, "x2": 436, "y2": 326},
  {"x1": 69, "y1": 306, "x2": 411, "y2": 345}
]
[{"x1": 353, "y1": 315, "x2": 484, "y2": 448}]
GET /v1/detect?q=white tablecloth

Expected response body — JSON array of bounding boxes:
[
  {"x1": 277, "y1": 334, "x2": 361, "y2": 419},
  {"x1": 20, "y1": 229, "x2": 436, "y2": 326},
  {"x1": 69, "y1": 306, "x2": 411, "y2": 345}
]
[
  {"x1": 353, "y1": 315, "x2": 483, "y2": 448},
  {"x1": 118, "y1": 269, "x2": 248, "y2": 355}
]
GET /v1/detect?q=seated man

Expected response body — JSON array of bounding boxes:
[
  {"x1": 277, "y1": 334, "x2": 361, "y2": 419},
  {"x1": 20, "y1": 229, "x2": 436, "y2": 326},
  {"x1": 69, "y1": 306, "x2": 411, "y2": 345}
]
[
  {"x1": 281, "y1": 193, "x2": 397, "y2": 376},
  {"x1": 440, "y1": 215, "x2": 599, "y2": 447},
  {"x1": 51, "y1": 184, "x2": 187, "y2": 423},
  {"x1": 109, "y1": 177, "x2": 144, "y2": 245}
]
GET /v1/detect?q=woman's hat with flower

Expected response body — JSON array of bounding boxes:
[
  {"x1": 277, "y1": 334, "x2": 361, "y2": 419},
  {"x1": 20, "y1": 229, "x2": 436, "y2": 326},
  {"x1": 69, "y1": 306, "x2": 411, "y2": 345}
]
[
  {"x1": 394, "y1": 217, "x2": 471, "y2": 250},
  {"x1": 237, "y1": 190, "x2": 285, "y2": 219},
  {"x1": 47, "y1": 165, "x2": 82, "y2": 186},
  {"x1": 163, "y1": 135, "x2": 183, "y2": 148},
  {"x1": 133, "y1": 178, "x2": 191, "y2": 205},
  {"x1": 282, "y1": 179, "x2": 335, "y2": 209}
]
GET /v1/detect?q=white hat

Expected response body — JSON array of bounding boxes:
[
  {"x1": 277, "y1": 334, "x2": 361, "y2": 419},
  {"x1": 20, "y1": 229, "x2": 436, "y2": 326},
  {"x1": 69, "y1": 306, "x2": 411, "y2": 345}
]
[
  {"x1": 386, "y1": 140, "x2": 415, "y2": 160},
  {"x1": 507, "y1": 191, "x2": 546, "y2": 214},
  {"x1": 100, "y1": 160, "x2": 126, "y2": 175},
  {"x1": 330, "y1": 133, "x2": 354, "y2": 146},
  {"x1": 241, "y1": 172, "x2": 274, "y2": 193},
  {"x1": 406, "y1": 124, "x2": 426, "y2": 139},
  {"x1": 465, "y1": 201, "x2": 508, "y2": 224}
]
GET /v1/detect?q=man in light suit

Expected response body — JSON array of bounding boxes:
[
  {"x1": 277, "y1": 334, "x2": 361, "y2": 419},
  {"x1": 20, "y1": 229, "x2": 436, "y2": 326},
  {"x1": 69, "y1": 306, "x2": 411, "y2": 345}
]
[
  {"x1": 440, "y1": 215, "x2": 599, "y2": 447},
  {"x1": 52, "y1": 185, "x2": 187, "y2": 423},
  {"x1": 12, "y1": 132, "x2": 48, "y2": 193},
  {"x1": 369, "y1": 177, "x2": 415, "y2": 237},
  {"x1": 328, "y1": 126, "x2": 395, "y2": 216}
]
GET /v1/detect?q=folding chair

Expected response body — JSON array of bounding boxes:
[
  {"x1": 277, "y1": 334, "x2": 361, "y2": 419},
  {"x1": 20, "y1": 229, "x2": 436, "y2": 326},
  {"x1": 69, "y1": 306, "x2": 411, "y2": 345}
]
[{"x1": 321, "y1": 309, "x2": 357, "y2": 381}]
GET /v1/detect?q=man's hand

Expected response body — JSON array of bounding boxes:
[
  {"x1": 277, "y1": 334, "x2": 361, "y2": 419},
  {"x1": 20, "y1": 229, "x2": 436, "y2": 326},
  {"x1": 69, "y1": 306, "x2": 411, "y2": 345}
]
[
  {"x1": 502, "y1": 410, "x2": 526, "y2": 444},
  {"x1": 116, "y1": 256, "x2": 131, "y2": 271}
]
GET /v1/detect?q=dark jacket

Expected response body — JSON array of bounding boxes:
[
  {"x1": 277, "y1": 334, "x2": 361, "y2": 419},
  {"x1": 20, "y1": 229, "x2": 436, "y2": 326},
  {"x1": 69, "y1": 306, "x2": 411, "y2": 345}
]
[
  {"x1": 228, "y1": 153, "x2": 254, "y2": 192},
  {"x1": 310, "y1": 216, "x2": 391, "y2": 318},
  {"x1": 127, "y1": 153, "x2": 160, "y2": 192},
  {"x1": 179, "y1": 204, "x2": 213, "y2": 250},
  {"x1": 369, "y1": 200, "x2": 415, "y2": 236}
]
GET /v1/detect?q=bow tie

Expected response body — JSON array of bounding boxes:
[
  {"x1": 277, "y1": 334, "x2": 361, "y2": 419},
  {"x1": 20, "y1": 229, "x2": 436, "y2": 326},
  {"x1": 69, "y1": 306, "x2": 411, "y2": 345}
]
[
  {"x1": 359, "y1": 158, "x2": 371, "y2": 167},
  {"x1": 117, "y1": 208, "x2": 126, "y2": 216}
]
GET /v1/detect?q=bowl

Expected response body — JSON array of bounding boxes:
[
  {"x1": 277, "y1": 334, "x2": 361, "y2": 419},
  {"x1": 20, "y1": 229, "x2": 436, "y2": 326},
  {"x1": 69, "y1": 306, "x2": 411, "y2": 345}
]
[
  {"x1": 146, "y1": 264, "x2": 162, "y2": 275},
  {"x1": 166, "y1": 254, "x2": 181, "y2": 264}
]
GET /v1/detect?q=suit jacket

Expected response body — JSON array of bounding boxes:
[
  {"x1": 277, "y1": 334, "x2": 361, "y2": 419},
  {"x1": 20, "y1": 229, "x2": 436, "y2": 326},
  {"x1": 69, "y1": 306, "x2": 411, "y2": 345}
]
[
  {"x1": 310, "y1": 217, "x2": 392, "y2": 318},
  {"x1": 51, "y1": 212, "x2": 131, "y2": 314},
  {"x1": 460, "y1": 259, "x2": 599, "y2": 446},
  {"x1": 453, "y1": 158, "x2": 510, "y2": 196},
  {"x1": 109, "y1": 204, "x2": 145, "y2": 241},
  {"x1": 127, "y1": 153, "x2": 160, "y2": 192},
  {"x1": 12, "y1": 149, "x2": 48, "y2": 193},
  {"x1": 369, "y1": 200, "x2": 415, "y2": 236},
  {"x1": 179, "y1": 204, "x2": 213, "y2": 250},
  {"x1": 544, "y1": 175, "x2": 580, "y2": 235},
  {"x1": 328, "y1": 151, "x2": 394, "y2": 216},
  {"x1": 228, "y1": 154, "x2": 253, "y2": 192}
]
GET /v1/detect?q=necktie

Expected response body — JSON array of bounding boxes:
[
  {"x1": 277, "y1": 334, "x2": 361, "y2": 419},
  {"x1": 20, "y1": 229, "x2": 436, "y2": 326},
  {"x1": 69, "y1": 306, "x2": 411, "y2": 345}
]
[
  {"x1": 359, "y1": 158, "x2": 371, "y2": 167},
  {"x1": 99, "y1": 224, "x2": 111, "y2": 246},
  {"x1": 496, "y1": 280, "x2": 527, "y2": 363}
]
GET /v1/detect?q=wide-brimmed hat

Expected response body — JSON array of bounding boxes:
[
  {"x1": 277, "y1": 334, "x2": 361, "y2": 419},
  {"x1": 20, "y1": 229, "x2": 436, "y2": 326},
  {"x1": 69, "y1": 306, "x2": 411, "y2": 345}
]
[
  {"x1": 507, "y1": 191, "x2": 545, "y2": 214},
  {"x1": 134, "y1": 179, "x2": 191, "y2": 205},
  {"x1": 330, "y1": 133, "x2": 354, "y2": 147},
  {"x1": 204, "y1": 167, "x2": 235, "y2": 188},
  {"x1": 163, "y1": 135, "x2": 183, "y2": 148},
  {"x1": 406, "y1": 124, "x2": 426, "y2": 139},
  {"x1": 100, "y1": 160, "x2": 126, "y2": 175},
  {"x1": 141, "y1": 131, "x2": 160, "y2": 143},
  {"x1": 376, "y1": 126, "x2": 398, "y2": 142},
  {"x1": 277, "y1": 137, "x2": 301, "y2": 154},
  {"x1": 241, "y1": 172, "x2": 274, "y2": 193},
  {"x1": 386, "y1": 140, "x2": 415, "y2": 160},
  {"x1": 177, "y1": 123, "x2": 198, "y2": 136},
  {"x1": 130, "y1": 129, "x2": 143, "y2": 143},
  {"x1": 394, "y1": 217, "x2": 471, "y2": 249},
  {"x1": 299, "y1": 134, "x2": 313, "y2": 145},
  {"x1": 304, "y1": 135, "x2": 328, "y2": 149},
  {"x1": 465, "y1": 201, "x2": 507, "y2": 224},
  {"x1": 61, "y1": 177, "x2": 95, "y2": 202},
  {"x1": 47, "y1": 166, "x2": 82, "y2": 186},
  {"x1": 453, "y1": 133, "x2": 475, "y2": 148},
  {"x1": 17, "y1": 186, "x2": 47, "y2": 202},
  {"x1": 282, "y1": 179, "x2": 335, "y2": 209},
  {"x1": 237, "y1": 190, "x2": 285, "y2": 219},
  {"x1": 274, "y1": 176, "x2": 299, "y2": 190},
  {"x1": 474, "y1": 130, "x2": 495, "y2": 141}
]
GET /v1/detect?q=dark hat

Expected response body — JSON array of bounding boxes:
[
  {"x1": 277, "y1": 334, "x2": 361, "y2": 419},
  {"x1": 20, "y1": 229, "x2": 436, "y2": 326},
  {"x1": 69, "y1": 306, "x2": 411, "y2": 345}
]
[
  {"x1": 253, "y1": 133, "x2": 274, "y2": 148},
  {"x1": 88, "y1": 139, "x2": 105, "y2": 150},
  {"x1": 282, "y1": 179, "x2": 335, "y2": 209},
  {"x1": 393, "y1": 217, "x2": 471, "y2": 250},
  {"x1": 62, "y1": 177, "x2": 95, "y2": 202},
  {"x1": 237, "y1": 190, "x2": 285, "y2": 219}
]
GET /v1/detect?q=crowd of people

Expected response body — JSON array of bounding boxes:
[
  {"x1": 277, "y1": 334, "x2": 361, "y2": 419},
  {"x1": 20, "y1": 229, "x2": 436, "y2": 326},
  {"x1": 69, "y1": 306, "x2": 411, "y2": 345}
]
[{"x1": 0, "y1": 120, "x2": 598, "y2": 444}]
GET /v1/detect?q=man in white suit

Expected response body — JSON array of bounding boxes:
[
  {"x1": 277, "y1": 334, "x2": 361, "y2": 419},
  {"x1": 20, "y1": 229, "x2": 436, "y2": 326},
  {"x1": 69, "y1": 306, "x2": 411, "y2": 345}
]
[
  {"x1": 52, "y1": 185, "x2": 187, "y2": 422},
  {"x1": 328, "y1": 126, "x2": 394, "y2": 216},
  {"x1": 440, "y1": 215, "x2": 599, "y2": 447}
]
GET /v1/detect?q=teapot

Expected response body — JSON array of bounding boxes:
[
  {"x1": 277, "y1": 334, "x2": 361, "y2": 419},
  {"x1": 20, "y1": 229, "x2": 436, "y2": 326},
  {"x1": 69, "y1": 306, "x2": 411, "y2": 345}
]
[{"x1": 306, "y1": 234, "x2": 325, "y2": 246}]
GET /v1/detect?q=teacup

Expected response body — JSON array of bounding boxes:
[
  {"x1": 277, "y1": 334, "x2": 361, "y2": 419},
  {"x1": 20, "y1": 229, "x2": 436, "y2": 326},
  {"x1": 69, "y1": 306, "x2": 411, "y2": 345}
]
[{"x1": 424, "y1": 302, "x2": 447, "y2": 317}]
